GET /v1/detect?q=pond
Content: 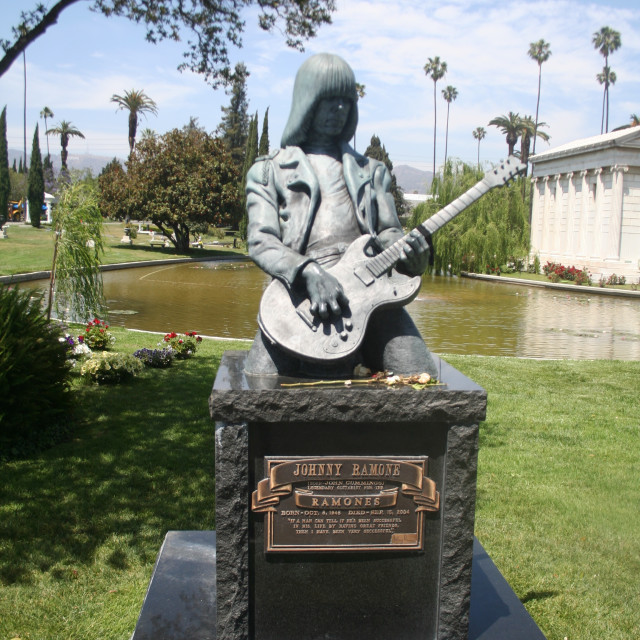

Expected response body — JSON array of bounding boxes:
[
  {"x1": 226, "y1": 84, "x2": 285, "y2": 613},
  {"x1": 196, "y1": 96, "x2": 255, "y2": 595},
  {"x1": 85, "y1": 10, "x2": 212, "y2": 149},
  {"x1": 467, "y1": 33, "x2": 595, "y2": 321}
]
[
  {"x1": 88, "y1": 260, "x2": 640, "y2": 361},
  {"x1": 26, "y1": 259, "x2": 640, "y2": 360}
]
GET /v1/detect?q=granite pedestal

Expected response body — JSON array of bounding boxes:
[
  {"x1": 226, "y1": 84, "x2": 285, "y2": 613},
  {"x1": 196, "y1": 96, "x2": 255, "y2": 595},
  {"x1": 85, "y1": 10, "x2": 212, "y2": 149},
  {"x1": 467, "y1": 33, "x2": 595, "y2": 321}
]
[
  {"x1": 130, "y1": 532, "x2": 546, "y2": 640},
  {"x1": 209, "y1": 351, "x2": 487, "y2": 640}
]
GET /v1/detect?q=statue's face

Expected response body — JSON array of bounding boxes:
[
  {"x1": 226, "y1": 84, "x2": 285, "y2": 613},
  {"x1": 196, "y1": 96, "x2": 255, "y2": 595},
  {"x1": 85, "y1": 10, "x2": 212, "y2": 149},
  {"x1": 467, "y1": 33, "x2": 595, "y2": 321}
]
[{"x1": 310, "y1": 97, "x2": 352, "y2": 142}]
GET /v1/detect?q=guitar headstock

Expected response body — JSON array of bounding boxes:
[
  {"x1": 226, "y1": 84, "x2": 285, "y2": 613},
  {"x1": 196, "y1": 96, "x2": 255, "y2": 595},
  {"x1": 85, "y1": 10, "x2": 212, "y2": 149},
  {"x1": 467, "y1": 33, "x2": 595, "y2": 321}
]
[{"x1": 483, "y1": 155, "x2": 527, "y2": 189}]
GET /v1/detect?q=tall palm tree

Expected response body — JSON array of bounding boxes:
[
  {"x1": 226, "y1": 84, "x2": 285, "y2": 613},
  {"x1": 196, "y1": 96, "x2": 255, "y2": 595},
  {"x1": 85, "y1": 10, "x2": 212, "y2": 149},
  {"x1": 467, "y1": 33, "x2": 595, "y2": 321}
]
[
  {"x1": 110, "y1": 89, "x2": 158, "y2": 155},
  {"x1": 472, "y1": 127, "x2": 486, "y2": 169},
  {"x1": 424, "y1": 56, "x2": 447, "y2": 178},
  {"x1": 488, "y1": 112, "x2": 522, "y2": 156},
  {"x1": 441, "y1": 85, "x2": 458, "y2": 168},
  {"x1": 40, "y1": 106, "x2": 54, "y2": 158},
  {"x1": 596, "y1": 66, "x2": 617, "y2": 134},
  {"x1": 527, "y1": 39, "x2": 551, "y2": 156},
  {"x1": 46, "y1": 121, "x2": 85, "y2": 171},
  {"x1": 592, "y1": 26, "x2": 621, "y2": 134}
]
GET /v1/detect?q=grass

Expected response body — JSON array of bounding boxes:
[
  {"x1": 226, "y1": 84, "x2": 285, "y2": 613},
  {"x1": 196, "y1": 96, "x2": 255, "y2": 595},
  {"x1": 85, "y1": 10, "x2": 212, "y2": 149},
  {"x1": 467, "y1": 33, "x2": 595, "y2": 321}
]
[
  {"x1": 0, "y1": 223, "x2": 245, "y2": 276},
  {"x1": 1, "y1": 329, "x2": 639, "y2": 639}
]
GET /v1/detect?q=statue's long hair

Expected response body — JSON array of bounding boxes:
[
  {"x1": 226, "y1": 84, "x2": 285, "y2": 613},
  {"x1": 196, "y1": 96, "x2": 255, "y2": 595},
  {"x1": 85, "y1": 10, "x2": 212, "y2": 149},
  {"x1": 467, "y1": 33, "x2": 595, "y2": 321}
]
[{"x1": 281, "y1": 53, "x2": 359, "y2": 148}]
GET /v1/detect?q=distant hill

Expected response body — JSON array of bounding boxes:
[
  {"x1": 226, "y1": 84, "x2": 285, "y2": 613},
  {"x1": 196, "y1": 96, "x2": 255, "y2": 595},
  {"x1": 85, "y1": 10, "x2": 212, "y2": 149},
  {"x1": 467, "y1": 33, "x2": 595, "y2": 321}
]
[
  {"x1": 8, "y1": 149, "x2": 118, "y2": 175},
  {"x1": 393, "y1": 165, "x2": 432, "y2": 195}
]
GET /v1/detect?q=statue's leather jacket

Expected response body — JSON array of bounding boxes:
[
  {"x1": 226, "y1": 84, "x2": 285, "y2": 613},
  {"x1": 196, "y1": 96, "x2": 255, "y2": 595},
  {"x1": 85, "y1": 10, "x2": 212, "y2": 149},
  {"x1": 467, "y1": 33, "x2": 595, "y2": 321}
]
[{"x1": 246, "y1": 142, "x2": 405, "y2": 290}]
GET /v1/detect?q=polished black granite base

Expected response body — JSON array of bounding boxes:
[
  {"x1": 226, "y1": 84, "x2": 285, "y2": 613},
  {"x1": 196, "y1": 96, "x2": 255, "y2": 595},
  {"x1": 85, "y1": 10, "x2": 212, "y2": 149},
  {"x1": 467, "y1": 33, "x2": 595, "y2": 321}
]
[{"x1": 131, "y1": 531, "x2": 546, "y2": 640}]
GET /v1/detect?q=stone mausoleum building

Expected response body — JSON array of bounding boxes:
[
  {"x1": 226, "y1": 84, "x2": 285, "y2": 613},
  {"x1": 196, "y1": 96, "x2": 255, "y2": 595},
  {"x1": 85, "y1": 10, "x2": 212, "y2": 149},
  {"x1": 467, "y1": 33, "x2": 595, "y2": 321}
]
[{"x1": 530, "y1": 128, "x2": 640, "y2": 282}]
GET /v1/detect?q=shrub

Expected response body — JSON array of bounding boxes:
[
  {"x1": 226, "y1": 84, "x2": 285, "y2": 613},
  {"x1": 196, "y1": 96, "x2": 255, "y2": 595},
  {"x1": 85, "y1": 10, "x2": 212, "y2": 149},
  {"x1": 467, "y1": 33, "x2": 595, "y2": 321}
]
[
  {"x1": 81, "y1": 351, "x2": 143, "y2": 384},
  {"x1": 0, "y1": 286, "x2": 72, "y2": 454},
  {"x1": 574, "y1": 269, "x2": 592, "y2": 286},
  {"x1": 162, "y1": 331, "x2": 203, "y2": 359},
  {"x1": 79, "y1": 318, "x2": 114, "y2": 350},
  {"x1": 134, "y1": 347, "x2": 175, "y2": 368}
]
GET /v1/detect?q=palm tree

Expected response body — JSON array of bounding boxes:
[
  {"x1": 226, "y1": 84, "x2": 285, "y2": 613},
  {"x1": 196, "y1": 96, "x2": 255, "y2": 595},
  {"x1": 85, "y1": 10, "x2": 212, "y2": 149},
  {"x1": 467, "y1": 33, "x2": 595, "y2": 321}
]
[
  {"x1": 488, "y1": 112, "x2": 522, "y2": 156},
  {"x1": 592, "y1": 26, "x2": 621, "y2": 134},
  {"x1": 40, "y1": 106, "x2": 54, "y2": 158},
  {"x1": 442, "y1": 85, "x2": 458, "y2": 168},
  {"x1": 527, "y1": 39, "x2": 551, "y2": 156},
  {"x1": 631, "y1": 114, "x2": 640, "y2": 127},
  {"x1": 519, "y1": 116, "x2": 549, "y2": 171},
  {"x1": 596, "y1": 66, "x2": 617, "y2": 134},
  {"x1": 472, "y1": 127, "x2": 486, "y2": 169},
  {"x1": 110, "y1": 89, "x2": 158, "y2": 155},
  {"x1": 46, "y1": 121, "x2": 85, "y2": 171},
  {"x1": 424, "y1": 56, "x2": 447, "y2": 178}
]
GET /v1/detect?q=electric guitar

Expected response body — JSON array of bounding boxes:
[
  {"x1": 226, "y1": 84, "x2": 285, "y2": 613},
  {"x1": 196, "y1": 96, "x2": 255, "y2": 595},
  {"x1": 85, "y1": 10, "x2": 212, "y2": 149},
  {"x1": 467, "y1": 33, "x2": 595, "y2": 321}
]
[{"x1": 258, "y1": 156, "x2": 526, "y2": 362}]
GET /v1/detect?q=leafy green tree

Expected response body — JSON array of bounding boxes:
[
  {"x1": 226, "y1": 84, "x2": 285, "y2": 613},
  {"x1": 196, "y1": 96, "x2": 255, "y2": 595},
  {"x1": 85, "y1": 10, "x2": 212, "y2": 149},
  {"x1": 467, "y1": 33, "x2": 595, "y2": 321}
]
[
  {"x1": 472, "y1": 126, "x2": 486, "y2": 169},
  {"x1": 424, "y1": 56, "x2": 447, "y2": 177},
  {"x1": 98, "y1": 158, "x2": 132, "y2": 220},
  {"x1": 441, "y1": 85, "x2": 458, "y2": 168},
  {"x1": 121, "y1": 127, "x2": 242, "y2": 252},
  {"x1": 527, "y1": 39, "x2": 551, "y2": 156},
  {"x1": 408, "y1": 160, "x2": 530, "y2": 275},
  {"x1": 364, "y1": 134, "x2": 405, "y2": 217},
  {"x1": 46, "y1": 120, "x2": 84, "y2": 172},
  {"x1": 217, "y1": 62, "x2": 250, "y2": 170},
  {"x1": 0, "y1": 107, "x2": 9, "y2": 229},
  {"x1": 592, "y1": 26, "x2": 621, "y2": 134},
  {"x1": 259, "y1": 107, "x2": 270, "y2": 156},
  {"x1": 110, "y1": 89, "x2": 158, "y2": 155},
  {"x1": 47, "y1": 179, "x2": 106, "y2": 321},
  {"x1": 27, "y1": 124, "x2": 44, "y2": 228},
  {"x1": 1, "y1": 1, "x2": 336, "y2": 86},
  {"x1": 488, "y1": 112, "x2": 522, "y2": 156},
  {"x1": 43, "y1": 153, "x2": 55, "y2": 193}
]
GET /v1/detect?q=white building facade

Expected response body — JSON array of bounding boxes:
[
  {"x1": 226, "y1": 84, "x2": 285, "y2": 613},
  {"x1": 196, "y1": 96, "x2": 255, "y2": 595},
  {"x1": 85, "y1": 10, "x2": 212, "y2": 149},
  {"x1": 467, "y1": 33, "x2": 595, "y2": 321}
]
[{"x1": 530, "y1": 129, "x2": 640, "y2": 281}]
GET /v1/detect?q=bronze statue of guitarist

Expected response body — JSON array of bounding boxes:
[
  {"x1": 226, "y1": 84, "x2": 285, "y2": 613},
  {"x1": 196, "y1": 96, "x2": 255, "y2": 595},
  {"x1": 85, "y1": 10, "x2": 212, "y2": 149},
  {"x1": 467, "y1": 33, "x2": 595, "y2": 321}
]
[{"x1": 244, "y1": 53, "x2": 437, "y2": 378}]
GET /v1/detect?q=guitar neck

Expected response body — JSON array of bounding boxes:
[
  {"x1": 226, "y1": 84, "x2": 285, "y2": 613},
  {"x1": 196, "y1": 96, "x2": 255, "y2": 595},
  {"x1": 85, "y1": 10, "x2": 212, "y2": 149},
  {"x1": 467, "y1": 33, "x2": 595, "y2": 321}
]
[{"x1": 367, "y1": 178, "x2": 491, "y2": 277}]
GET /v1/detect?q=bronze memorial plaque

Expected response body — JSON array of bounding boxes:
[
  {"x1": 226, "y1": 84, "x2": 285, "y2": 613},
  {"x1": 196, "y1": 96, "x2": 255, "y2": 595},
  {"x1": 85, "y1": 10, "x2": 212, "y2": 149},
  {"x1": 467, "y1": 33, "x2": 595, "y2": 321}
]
[{"x1": 252, "y1": 456, "x2": 439, "y2": 552}]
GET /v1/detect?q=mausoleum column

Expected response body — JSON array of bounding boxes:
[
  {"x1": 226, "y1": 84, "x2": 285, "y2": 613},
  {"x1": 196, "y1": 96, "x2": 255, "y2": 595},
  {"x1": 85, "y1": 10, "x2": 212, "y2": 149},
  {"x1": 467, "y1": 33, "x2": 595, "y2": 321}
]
[
  {"x1": 566, "y1": 173, "x2": 575, "y2": 257},
  {"x1": 607, "y1": 165, "x2": 628, "y2": 260},
  {"x1": 592, "y1": 167, "x2": 604, "y2": 258},
  {"x1": 553, "y1": 174, "x2": 563, "y2": 254},
  {"x1": 578, "y1": 169, "x2": 589, "y2": 257},
  {"x1": 541, "y1": 176, "x2": 551, "y2": 253}
]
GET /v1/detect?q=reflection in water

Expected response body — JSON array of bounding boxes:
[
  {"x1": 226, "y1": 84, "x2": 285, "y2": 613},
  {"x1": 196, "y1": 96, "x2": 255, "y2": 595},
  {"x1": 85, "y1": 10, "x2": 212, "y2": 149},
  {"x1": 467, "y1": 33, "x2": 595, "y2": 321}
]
[{"x1": 26, "y1": 260, "x2": 640, "y2": 360}]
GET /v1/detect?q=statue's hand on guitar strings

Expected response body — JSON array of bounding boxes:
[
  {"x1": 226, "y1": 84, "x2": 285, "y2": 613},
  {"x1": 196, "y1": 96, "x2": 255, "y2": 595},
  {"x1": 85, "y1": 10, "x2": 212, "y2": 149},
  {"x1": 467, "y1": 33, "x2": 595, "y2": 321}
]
[
  {"x1": 301, "y1": 261, "x2": 350, "y2": 319},
  {"x1": 397, "y1": 229, "x2": 431, "y2": 276}
]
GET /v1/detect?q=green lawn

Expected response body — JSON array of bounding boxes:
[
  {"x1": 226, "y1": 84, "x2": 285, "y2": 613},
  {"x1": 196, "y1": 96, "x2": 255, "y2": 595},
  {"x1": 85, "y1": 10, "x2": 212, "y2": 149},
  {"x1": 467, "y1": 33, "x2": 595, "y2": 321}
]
[
  {"x1": 0, "y1": 328, "x2": 639, "y2": 639},
  {"x1": 0, "y1": 223, "x2": 245, "y2": 276}
]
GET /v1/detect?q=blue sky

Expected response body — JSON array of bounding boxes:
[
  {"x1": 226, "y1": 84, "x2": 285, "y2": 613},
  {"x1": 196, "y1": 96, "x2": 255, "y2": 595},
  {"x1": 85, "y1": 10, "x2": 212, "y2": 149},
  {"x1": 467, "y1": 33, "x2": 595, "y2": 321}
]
[{"x1": 1, "y1": 0, "x2": 639, "y2": 173}]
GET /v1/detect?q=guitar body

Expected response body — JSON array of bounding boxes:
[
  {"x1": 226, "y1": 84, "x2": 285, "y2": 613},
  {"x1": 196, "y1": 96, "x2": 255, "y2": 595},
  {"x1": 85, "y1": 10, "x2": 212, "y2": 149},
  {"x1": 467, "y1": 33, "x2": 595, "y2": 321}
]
[{"x1": 258, "y1": 234, "x2": 422, "y2": 362}]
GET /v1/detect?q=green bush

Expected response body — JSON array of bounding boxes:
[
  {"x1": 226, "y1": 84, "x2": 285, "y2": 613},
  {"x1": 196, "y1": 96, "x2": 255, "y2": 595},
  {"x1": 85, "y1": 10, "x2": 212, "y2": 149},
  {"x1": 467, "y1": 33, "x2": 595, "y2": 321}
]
[{"x1": 0, "y1": 286, "x2": 72, "y2": 456}]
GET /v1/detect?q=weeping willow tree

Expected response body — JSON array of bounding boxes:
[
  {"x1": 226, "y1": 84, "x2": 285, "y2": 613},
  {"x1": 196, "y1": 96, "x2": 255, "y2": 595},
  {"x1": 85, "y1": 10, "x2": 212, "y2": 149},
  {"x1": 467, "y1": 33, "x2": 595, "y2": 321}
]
[
  {"x1": 408, "y1": 160, "x2": 530, "y2": 275},
  {"x1": 46, "y1": 180, "x2": 107, "y2": 321}
]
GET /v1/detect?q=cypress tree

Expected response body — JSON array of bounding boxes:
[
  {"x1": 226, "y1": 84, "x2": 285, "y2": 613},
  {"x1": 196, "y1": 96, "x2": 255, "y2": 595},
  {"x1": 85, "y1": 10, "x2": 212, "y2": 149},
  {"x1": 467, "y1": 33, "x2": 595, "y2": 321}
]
[
  {"x1": 12, "y1": 158, "x2": 17, "y2": 172},
  {"x1": 217, "y1": 62, "x2": 250, "y2": 170},
  {"x1": 364, "y1": 135, "x2": 406, "y2": 217},
  {"x1": 18, "y1": 157, "x2": 23, "y2": 174},
  {"x1": 28, "y1": 125, "x2": 44, "y2": 228},
  {"x1": 259, "y1": 107, "x2": 270, "y2": 155},
  {"x1": 239, "y1": 113, "x2": 259, "y2": 238},
  {"x1": 0, "y1": 107, "x2": 10, "y2": 229}
]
